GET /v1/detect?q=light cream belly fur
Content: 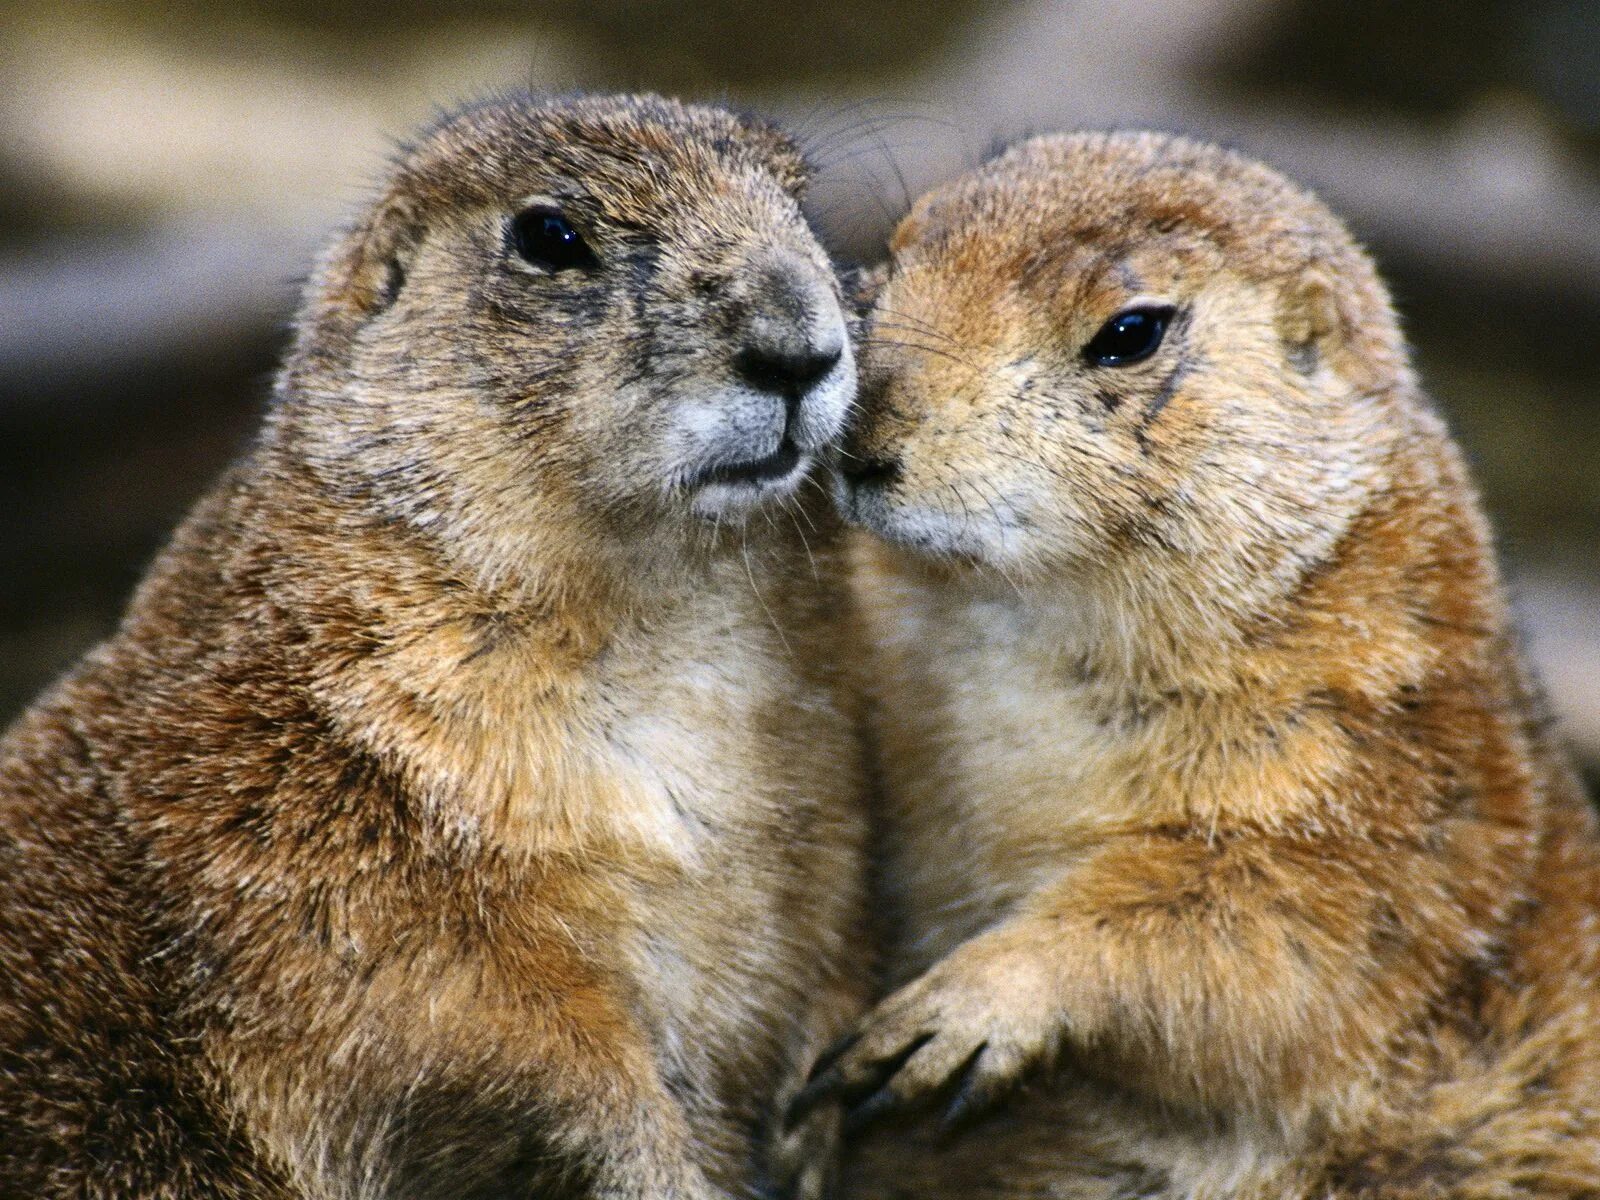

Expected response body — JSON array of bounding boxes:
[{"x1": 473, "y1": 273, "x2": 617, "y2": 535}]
[
  {"x1": 554, "y1": 581, "x2": 860, "y2": 1175},
  {"x1": 595, "y1": 607, "x2": 854, "y2": 1145},
  {"x1": 859, "y1": 566, "x2": 1157, "y2": 980},
  {"x1": 850, "y1": 559, "x2": 1294, "y2": 1200},
  {"x1": 240, "y1": 566, "x2": 860, "y2": 1197}
]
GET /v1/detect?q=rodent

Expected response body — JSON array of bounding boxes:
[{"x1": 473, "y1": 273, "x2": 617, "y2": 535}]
[
  {"x1": 792, "y1": 131, "x2": 1600, "y2": 1197},
  {"x1": 0, "y1": 91, "x2": 870, "y2": 1200}
]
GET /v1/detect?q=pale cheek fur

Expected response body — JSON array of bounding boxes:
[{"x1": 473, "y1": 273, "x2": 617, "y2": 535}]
[
  {"x1": 876, "y1": 427, "x2": 1110, "y2": 572},
  {"x1": 667, "y1": 387, "x2": 787, "y2": 465}
]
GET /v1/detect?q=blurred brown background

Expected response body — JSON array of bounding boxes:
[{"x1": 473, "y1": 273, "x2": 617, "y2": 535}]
[{"x1": 1, "y1": 0, "x2": 1596, "y2": 787}]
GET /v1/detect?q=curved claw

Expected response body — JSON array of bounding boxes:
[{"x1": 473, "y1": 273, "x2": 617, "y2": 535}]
[
  {"x1": 840, "y1": 1039, "x2": 1002, "y2": 1140},
  {"x1": 833, "y1": 1031, "x2": 938, "y2": 1134},
  {"x1": 842, "y1": 1082, "x2": 904, "y2": 1136},
  {"x1": 807, "y1": 1029, "x2": 862, "y2": 1084},
  {"x1": 784, "y1": 1074, "x2": 834, "y2": 1131},
  {"x1": 936, "y1": 1042, "x2": 994, "y2": 1138},
  {"x1": 788, "y1": 1031, "x2": 936, "y2": 1132},
  {"x1": 785, "y1": 1031, "x2": 862, "y2": 1130}
]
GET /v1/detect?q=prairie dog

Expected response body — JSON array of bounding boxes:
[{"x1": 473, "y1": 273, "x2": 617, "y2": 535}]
[
  {"x1": 0, "y1": 93, "x2": 868, "y2": 1200},
  {"x1": 797, "y1": 131, "x2": 1600, "y2": 1198}
]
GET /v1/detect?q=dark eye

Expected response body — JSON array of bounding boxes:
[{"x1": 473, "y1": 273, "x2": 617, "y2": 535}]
[
  {"x1": 510, "y1": 206, "x2": 596, "y2": 272},
  {"x1": 1083, "y1": 305, "x2": 1174, "y2": 367}
]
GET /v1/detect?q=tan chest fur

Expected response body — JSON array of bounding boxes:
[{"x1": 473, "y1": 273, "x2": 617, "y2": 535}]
[
  {"x1": 560, "y1": 594, "x2": 845, "y2": 1093},
  {"x1": 856, "y1": 550, "x2": 1350, "y2": 979},
  {"x1": 859, "y1": 574, "x2": 1108, "y2": 960},
  {"x1": 322, "y1": 587, "x2": 842, "y2": 1170},
  {"x1": 101, "y1": 492, "x2": 868, "y2": 1198}
]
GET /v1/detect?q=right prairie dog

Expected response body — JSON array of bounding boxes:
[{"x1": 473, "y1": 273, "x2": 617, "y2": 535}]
[
  {"x1": 800, "y1": 131, "x2": 1600, "y2": 1197},
  {"x1": 0, "y1": 93, "x2": 868, "y2": 1200}
]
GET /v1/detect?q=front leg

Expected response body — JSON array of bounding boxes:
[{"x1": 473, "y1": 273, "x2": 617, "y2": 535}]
[{"x1": 793, "y1": 830, "x2": 1484, "y2": 1135}]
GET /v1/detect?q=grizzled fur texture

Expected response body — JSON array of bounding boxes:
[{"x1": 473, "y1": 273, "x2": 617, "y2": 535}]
[
  {"x1": 799, "y1": 132, "x2": 1600, "y2": 1197},
  {"x1": 0, "y1": 92, "x2": 869, "y2": 1200}
]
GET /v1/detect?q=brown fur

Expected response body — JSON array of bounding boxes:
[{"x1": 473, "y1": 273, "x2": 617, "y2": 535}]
[
  {"x1": 0, "y1": 92, "x2": 869, "y2": 1199},
  {"x1": 801, "y1": 132, "x2": 1600, "y2": 1197}
]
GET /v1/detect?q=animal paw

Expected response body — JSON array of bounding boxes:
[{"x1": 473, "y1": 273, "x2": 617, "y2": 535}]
[{"x1": 786, "y1": 934, "x2": 1061, "y2": 1136}]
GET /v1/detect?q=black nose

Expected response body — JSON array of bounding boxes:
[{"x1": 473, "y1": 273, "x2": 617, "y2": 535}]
[
  {"x1": 841, "y1": 454, "x2": 901, "y2": 488},
  {"x1": 734, "y1": 343, "x2": 841, "y2": 400}
]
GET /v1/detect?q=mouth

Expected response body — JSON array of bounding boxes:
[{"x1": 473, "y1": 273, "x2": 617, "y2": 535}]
[
  {"x1": 840, "y1": 455, "x2": 901, "y2": 491},
  {"x1": 695, "y1": 438, "x2": 804, "y2": 488}
]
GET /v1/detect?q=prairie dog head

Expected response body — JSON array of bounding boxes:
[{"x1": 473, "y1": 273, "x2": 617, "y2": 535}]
[
  {"x1": 843, "y1": 132, "x2": 1413, "y2": 596},
  {"x1": 282, "y1": 93, "x2": 853, "y2": 582}
]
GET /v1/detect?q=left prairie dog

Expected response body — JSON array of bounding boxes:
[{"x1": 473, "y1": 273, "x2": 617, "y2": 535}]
[
  {"x1": 0, "y1": 92, "x2": 868, "y2": 1200},
  {"x1": 795, "y1": 131, "x2": 1600, "y2": 1198}
]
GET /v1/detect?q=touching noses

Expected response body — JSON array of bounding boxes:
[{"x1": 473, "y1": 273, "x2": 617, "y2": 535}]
[{"x1": 733, "y1": 257, "x2": 845, "y2": 419}]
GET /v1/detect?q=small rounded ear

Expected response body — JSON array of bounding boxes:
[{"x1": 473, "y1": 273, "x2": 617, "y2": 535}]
[
  {"x1": 341, "y1": 194, "x2": 425, "y2": 316},
  {"x1": 886, "y1": 210, "x2": 927, "y2": 256},
  {"x1": 848, "y1": 262, "x2": 890, "y2": 316},
  {"x1": 1276, "y1": 268, "x2": 1344, "y2": 377},
  {"x1": 727, "y1": 109, "x2": 808, "y2": 194}
]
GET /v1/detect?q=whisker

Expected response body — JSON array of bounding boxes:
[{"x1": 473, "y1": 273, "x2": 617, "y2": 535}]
[
  {"x1": 962, "y1": 477, "x2": 1029, "y2": 600},
  {"x1": 783, "y1": 498, "x2": 821, "y2": 581},
  {"x1": 788, "y1": 486, "x2": 821, "y2": 534},
  {"x1": 867, "y1": 316, "x2": 983, "y2": 364},
  {"x1": 869, "y1": 307, "x2": 967, "y2": 349},
  {"x1": 864, "y1": 334, "x2": 983, "y2": 374},
  {"x1": 741, "y1": 528, "x2": 793, "y2": 658}
]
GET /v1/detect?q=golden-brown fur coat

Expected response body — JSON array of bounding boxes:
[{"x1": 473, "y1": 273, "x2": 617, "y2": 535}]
[
  {"x1": 805, "y1": 132, "x2": 1600, "y2": 1199},
  {"x1": 0, "y1": 92, "x2": 869, "y2": 1200}
]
